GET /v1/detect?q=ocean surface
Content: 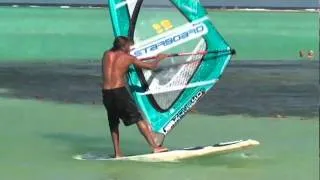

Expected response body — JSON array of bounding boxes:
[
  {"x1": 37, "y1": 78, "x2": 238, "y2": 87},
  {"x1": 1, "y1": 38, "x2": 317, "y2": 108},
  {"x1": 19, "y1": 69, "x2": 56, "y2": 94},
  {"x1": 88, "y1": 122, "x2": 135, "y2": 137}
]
[
  {"x1": 0, "y1": 60, "x2": 318, "y2": 180},
  {"x1": 1, "y1": 7, "x2": 318, "y2": 62},
  {"x1": 0, "y1": 4, "x2": 318, "y2": 180}
]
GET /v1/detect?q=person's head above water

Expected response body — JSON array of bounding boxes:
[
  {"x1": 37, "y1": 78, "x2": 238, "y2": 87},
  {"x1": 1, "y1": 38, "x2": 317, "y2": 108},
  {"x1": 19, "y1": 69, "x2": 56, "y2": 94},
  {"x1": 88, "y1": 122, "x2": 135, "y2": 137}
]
[{"x1": 110, "y1": 36, "x2": 134, "y2": 53}]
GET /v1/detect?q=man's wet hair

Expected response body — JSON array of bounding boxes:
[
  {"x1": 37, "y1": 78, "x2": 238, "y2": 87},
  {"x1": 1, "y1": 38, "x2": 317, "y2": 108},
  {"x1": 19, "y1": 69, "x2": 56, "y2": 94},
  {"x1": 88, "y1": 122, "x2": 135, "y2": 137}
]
[{"x1": 110, "y1": 36, "x2": 134, "y2": 51}]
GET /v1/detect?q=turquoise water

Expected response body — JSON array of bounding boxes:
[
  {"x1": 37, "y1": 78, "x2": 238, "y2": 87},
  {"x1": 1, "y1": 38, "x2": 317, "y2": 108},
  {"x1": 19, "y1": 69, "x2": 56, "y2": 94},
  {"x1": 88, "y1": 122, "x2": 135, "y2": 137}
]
[
  {"x1": 0, "y1": 6, "x2": 318, "y2": 180},
  {"x1": 0, "y1": 97, "x2": 318, "y2": 180},
  {"x1": 0, "y1": 7, "x2": 318, "y2": 61}
]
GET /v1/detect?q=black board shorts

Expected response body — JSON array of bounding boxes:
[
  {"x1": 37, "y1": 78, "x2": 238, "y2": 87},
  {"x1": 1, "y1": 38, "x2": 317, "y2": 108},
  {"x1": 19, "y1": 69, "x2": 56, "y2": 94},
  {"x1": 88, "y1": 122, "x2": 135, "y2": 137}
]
[{"x1": 102, "y1": 87, "x2": 143, "y2": 129}]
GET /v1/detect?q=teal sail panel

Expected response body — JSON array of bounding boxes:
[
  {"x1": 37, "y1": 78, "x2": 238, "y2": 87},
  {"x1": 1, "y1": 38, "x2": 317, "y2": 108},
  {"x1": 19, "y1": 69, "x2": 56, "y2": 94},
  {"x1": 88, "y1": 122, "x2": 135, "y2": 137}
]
[{"x1": 107, "y1": 0, "x2": 235, "y2": 145}]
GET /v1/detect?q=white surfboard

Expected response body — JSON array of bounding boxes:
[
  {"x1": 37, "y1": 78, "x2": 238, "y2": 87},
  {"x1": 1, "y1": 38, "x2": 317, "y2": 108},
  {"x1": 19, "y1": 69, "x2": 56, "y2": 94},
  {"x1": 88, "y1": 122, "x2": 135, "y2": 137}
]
[{"x1": 73, "y1": 139, "x2": 260, "y2": 162}]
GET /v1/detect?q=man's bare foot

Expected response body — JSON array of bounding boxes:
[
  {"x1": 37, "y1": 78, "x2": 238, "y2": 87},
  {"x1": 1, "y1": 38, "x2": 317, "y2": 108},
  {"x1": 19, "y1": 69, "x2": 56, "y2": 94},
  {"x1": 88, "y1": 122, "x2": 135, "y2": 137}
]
[
  {"x1": 113, "y1": 154, "x2": 123, "y2": 158},
  {"x1": 153, "y1": 146, "x2": 168, "y2": 153},
  {"x1": 113, "y1": 152, "x2": 123, "y2": 158}
]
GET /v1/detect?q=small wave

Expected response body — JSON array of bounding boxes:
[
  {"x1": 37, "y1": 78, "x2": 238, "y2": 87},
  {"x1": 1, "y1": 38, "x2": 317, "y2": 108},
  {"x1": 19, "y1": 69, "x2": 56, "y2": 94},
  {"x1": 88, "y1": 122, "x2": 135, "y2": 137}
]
[
  {"x1": 305, "y1": 9, "x2": 318, "y2": 12},
  {"x1": 60, "y1": 6, "x2": 70, "y2": 9},
  {"x1": 240, "y1": 152, "x2": 260, "y2": 159},
  {"x1": 29, "y1": 5, "x2": 40, "y2": 8}
]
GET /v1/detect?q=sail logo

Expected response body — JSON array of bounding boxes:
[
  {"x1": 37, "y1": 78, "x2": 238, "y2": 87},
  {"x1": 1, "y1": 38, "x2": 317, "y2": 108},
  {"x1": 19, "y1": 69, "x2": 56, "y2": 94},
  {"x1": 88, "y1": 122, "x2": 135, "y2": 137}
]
[
  {"x1": 152, "y1": 19, "x2": 174, "y2": 34},
  {"x1": 132, "y1": 23, "x2": 207, "y2": 58},
  {"x1": 163, "y1": 90, "x2": 205, "y2": 134}
]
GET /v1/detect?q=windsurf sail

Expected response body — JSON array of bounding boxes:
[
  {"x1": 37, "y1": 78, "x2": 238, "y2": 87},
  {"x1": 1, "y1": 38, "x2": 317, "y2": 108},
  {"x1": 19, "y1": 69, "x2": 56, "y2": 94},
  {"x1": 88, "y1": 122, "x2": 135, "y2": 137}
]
[{"x1": 107, "y1": 0, "x2": 235, "y2": 145}]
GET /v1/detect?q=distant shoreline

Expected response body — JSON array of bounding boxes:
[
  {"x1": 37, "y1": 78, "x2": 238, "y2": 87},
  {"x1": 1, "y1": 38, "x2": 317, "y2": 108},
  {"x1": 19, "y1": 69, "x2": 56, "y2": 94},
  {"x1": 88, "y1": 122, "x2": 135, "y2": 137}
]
[{"x1": 0, "y1": 2, "x2": 318, "y2": 12}]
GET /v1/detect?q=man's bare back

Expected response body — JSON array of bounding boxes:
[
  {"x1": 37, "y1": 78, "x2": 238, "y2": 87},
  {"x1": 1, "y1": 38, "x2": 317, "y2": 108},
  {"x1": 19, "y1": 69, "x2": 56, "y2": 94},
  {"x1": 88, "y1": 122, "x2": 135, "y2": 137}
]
[
  {"x1": 102, "y1": 51, "x2": 131, "y2": 89},
  {"x1": 102, "y1": 51, "x2": 160, "y2": 90}
]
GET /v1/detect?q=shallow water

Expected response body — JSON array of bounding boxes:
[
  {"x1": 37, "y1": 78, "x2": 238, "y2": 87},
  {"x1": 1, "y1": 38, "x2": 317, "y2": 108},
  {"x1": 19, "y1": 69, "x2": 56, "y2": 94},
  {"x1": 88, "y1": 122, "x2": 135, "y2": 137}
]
[
  {"x1": 0, "y1": 59, "x2": 318, "y2": 180},
  {"x1": 0, "y1": 98, "x2": 318, "y2": 180}
]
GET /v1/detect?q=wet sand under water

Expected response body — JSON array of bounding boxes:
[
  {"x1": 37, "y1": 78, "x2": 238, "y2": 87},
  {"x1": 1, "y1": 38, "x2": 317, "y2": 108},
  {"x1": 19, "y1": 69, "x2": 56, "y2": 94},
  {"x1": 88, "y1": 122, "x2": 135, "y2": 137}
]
[{"x1": 0, "y1": 60, "x2": 318, "y2": 118}]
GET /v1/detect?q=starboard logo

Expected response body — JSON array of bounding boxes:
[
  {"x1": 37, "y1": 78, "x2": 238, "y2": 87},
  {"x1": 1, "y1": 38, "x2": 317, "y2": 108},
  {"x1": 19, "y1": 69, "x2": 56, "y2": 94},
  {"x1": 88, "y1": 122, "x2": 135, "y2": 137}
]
[
  {"x1": 163, "y1": 90, "x2": 205, "y2": 134},
  {"x1": 132, "y1": 23, "x2": 207, "y2": 57}
]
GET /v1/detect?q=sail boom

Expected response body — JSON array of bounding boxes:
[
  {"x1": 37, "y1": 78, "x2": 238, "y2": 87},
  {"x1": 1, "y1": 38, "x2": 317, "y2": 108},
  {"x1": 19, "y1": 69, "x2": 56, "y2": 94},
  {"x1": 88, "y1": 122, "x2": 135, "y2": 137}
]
[{"x1": 137, "y1": 79, "x2": 218, "y2": 95}]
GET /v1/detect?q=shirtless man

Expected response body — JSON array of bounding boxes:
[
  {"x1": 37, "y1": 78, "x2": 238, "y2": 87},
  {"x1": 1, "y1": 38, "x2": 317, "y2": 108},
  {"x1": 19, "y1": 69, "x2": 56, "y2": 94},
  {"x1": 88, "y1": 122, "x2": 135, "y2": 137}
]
[{"x1": 101, "y1": 36, "x2": 168, "y2": 158}]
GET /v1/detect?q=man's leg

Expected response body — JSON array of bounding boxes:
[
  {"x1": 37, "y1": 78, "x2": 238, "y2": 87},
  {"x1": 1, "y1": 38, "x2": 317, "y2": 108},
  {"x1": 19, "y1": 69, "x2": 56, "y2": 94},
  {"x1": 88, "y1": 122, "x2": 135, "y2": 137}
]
[
  {"x1": 145, "y1": 122, "x2": 164, "y2": 147},
  {"x1": 116, "y1": 88, "x2": 168, "y2": 153},
  {"x1": 109, "y1": 124, "x2": 123, "y2": 158},
  {"x1": 136, "y1": 120, "x2": 168, "y2": 153},
  {"x1": 107, "y1": 111, "x2": 123, "y2": 158}
]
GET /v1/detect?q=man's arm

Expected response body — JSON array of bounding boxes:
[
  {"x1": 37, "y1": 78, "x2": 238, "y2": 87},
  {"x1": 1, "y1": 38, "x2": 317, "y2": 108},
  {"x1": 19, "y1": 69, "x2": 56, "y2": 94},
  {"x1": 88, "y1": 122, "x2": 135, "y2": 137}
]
[
  {"x1": 132, "y1": 58, "x2": 159, "y2": 70},
  {"x1": 131, "y1": 54, "x2": 168, "y2": 70}
]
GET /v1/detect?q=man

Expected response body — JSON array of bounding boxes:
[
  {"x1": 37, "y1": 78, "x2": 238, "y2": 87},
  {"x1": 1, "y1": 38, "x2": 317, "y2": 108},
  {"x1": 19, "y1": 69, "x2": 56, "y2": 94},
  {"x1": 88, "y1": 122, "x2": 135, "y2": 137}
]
[{"x1": 101, "y1": 36, "x2": 168, "y2": 158}]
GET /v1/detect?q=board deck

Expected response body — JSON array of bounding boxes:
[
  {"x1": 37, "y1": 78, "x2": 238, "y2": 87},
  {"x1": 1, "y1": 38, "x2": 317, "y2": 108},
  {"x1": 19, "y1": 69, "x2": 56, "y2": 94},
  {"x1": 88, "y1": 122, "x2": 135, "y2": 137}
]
[{"x1": 73, "y1": 139, "x2": 260, "y2": 162}]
